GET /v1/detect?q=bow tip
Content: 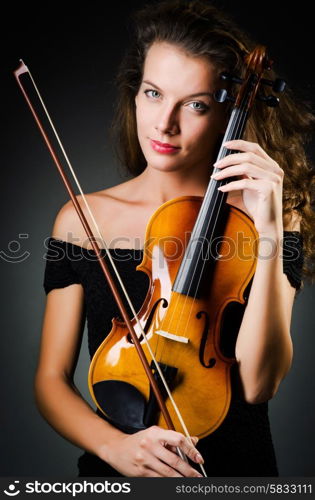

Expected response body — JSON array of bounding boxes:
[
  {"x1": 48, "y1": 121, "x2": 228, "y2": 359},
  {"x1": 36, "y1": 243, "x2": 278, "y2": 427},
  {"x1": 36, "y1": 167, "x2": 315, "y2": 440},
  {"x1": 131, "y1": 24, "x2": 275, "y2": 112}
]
[{"x1": 14, "y1": 59, "x2": 29, "y2": 78}]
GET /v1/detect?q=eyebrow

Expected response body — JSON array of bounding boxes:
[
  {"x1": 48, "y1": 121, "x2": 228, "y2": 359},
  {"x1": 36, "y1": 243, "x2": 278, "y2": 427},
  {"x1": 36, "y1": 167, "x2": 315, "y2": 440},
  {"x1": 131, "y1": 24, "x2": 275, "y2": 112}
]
[{"x1": 142, "y1": 80, "x2": 213, "y2": 99}]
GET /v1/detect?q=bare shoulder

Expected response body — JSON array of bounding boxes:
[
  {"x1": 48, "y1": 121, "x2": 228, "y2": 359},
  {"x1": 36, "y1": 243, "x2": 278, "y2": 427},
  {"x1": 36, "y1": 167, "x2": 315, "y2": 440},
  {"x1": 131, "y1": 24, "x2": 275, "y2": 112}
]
[{"x1": 51, "y1": 178, "x2": 140, "y2": 248}]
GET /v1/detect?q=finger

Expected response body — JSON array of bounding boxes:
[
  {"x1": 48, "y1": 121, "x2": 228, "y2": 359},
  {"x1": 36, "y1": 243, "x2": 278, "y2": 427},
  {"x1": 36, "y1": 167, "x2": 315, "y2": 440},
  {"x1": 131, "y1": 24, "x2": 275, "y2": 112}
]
[
  {"x1": 155, "y1": 444, "x2": 203, "y2": 477},
  {"x1": 217, "y1": 178, "x2": 270, "y2": 193},
  {"x1": 157, "y1": 430, "x2": 204, "y2": 464},
  {"x1": 141, "y1": 466, "x2": 164, "y2": 478},
  {"x1": 211, "y1": 163, "x2": 279, "y2": 183},
  {"x1": 142, "y1": 456, "x2": 184, "y2": 477},
  {"x1": 191, "y1": 436, "x2": 199, "y2": 445},
  {"x1": 214, "y1": 152, "x2": 278, "y2": 176},
  {"x1": 178, "y1": 435, "x2": 198, "y2": 446},
  {"x1": 165, "y1": 443, "x2": 179, "y2": 454},
  {"x1": 223, "y1": 140, "x2": 271, "y2": 161},
  {"x1": 166, "y1": 440, "x2": 199, "y2": 455}
]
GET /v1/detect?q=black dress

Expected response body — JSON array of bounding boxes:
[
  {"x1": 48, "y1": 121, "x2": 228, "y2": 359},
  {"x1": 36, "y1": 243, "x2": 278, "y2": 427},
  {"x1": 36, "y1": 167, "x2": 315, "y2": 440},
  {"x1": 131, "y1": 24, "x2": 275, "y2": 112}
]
[{"x1": 43, "y1": 231, "x2": 304, "y2": 477}]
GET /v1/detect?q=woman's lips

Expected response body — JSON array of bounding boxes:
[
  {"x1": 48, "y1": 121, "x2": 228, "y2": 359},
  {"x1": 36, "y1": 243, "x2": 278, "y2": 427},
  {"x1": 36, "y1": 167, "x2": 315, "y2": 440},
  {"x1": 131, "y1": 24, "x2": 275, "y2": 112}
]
[{"x1": 150, "y1": 139, "x2": 181, "y2": 154}]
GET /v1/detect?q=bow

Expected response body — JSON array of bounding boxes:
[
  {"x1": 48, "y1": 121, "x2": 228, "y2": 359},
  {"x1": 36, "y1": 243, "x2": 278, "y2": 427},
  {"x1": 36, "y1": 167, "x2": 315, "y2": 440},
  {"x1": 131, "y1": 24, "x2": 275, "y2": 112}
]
[{"x1": 14, "y1": 59, "x2": 207, "y2": 477}]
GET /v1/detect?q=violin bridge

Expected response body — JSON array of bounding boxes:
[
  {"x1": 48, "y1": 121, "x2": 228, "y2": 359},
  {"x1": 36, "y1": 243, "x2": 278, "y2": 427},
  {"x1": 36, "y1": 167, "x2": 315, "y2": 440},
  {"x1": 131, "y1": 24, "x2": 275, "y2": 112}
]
[{"x1": 155, "y1": 330, "x2": 189, "y2": 344}]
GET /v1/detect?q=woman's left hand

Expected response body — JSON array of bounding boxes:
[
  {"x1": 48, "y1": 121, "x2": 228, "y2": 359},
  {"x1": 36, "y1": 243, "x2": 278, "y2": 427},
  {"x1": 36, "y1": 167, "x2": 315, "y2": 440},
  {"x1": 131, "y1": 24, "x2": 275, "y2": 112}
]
[{"x1": 211, "y1": 139, "x2": 284, "y2": 235}]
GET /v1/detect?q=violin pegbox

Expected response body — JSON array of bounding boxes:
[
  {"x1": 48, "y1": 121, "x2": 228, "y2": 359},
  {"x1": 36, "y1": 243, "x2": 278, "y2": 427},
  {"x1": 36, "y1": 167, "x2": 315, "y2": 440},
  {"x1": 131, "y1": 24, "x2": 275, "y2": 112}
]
[{"x1": 214, "y1": 45, "x2": 286, "y2": 109}]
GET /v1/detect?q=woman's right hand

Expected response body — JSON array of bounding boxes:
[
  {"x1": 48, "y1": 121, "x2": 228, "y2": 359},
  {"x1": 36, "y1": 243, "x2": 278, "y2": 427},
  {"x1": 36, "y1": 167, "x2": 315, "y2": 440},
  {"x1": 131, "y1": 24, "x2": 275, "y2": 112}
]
[{"x1": 99, "y1": 425, "x2": 204, "y2": 477}]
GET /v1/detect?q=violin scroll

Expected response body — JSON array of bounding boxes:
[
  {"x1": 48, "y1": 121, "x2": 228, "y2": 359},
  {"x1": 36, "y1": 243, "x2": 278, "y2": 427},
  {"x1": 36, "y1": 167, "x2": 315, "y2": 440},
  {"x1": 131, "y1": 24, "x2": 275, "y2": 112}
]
[{"x1": 214, "y1": 45, "x2": 286, "y2": 108}]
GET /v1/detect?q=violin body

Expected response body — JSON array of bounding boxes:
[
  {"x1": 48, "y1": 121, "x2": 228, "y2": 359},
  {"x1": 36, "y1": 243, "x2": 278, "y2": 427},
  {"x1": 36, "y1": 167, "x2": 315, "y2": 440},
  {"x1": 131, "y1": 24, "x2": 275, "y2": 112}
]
[{"x1": 88, "y1": 195, "x2": 258, "y2": 438}]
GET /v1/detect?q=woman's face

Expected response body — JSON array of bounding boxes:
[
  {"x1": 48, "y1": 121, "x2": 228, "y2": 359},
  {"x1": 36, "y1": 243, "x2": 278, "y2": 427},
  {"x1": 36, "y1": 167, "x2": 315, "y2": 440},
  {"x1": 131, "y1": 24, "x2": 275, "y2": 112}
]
[{"x1": 135, "y1": 41, "x2": 227, "y2": 175}]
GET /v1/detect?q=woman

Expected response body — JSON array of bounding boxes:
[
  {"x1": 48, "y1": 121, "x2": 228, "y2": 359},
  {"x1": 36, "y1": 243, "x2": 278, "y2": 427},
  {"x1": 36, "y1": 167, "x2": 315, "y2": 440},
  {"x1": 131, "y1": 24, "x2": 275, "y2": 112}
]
[{"x1": 35, "y1": 0, "x2": 315, "y2": 477}]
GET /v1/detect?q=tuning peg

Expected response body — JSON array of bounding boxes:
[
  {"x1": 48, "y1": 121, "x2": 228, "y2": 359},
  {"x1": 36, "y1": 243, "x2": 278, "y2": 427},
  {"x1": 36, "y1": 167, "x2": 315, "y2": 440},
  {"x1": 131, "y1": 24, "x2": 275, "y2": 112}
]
[
  {"x1": 256, "y1": 94, "x2": 280, "y2": 107},
  {"x1": 261, "y1": 78, "x2": 286, "y2": 93},
  {"x1": 213, "y1": 89, "x2": 236, "y2": 104},
  {"x1": 220, "y1": 72, "x2": 243, "y2": 84},
  {"x1": 273, "y1": 78, "x2": 286, "y2": 93}
]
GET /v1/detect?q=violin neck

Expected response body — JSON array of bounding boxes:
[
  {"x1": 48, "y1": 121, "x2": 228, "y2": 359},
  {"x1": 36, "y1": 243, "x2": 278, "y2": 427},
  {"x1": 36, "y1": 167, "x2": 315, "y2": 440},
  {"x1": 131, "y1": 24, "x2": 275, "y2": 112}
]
[{"x1": 172, "y1": 107, "x2": 248, "y2": 298}]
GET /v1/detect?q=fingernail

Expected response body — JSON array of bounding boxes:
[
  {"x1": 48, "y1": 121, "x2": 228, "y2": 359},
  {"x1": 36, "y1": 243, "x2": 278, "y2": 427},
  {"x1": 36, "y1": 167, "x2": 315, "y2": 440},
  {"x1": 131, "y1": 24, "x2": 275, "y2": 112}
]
[{"x1": 196, "y1": 453, "x2": 204, "y2": 464}]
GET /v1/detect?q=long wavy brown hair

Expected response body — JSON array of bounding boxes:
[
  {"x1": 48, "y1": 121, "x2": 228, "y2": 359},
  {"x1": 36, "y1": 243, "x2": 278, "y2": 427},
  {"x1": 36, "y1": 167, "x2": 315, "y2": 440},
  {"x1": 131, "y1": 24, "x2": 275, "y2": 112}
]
[{"x1": 110, "y1": 0, "x2": 315, "y2": 284}]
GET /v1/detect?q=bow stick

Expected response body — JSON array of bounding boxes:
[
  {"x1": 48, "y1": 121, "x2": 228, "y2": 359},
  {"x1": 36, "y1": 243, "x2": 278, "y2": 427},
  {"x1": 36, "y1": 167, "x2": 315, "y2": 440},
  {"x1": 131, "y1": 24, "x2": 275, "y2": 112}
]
[{"x1": 14, "y1": 59, "x2": 207, "y2": 477}]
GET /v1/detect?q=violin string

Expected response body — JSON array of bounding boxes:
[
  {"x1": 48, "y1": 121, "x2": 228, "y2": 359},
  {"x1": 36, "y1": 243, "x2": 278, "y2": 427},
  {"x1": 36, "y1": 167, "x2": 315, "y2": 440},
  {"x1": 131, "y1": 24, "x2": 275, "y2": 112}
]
[
  {"x1": 154, "y1": 114, "x2": 236, "y2": 360},
  {"x1": 186, "y1": 108, "x2": 246, "y2": 315},
  {"x1": 157, "y1": 107, "x2": 244, "y2": 365},
  {"x1": 171, "y1": 108, "x2": 248, "y2": 351},
  {"x1": 19, "y1": 61, "x2": 194, "y2": 445},
  {"x1": 186, "y1": 113, "x2": 246, "y2": 307},
  {"x1": 175, "y1": 108, "x2": 247, "y2": 339}
]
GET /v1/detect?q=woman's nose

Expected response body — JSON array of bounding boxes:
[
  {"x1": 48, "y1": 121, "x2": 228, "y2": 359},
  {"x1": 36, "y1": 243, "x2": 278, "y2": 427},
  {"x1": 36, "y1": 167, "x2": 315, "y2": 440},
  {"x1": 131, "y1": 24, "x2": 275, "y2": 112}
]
[{"x1": 155, "y1": 105, "x2": 179, "y2": 136}]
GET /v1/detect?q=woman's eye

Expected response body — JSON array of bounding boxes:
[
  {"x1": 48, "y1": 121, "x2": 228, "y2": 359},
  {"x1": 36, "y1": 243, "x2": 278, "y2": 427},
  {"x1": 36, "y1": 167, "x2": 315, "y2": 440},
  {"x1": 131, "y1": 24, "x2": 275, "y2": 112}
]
[
  {"x1": 189, "y1": 101, "x2": 209, "y2": 112},
  {"x1": 144, "y1": 89, "x2": 160, "y2": 99}
]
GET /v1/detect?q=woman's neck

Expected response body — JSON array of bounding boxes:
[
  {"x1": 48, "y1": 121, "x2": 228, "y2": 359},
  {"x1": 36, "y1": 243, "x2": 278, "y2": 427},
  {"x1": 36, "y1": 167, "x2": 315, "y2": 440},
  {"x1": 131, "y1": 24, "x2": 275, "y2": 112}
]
[{"x1": 133, "y1": 164, "x2": 211, "y2": 205}]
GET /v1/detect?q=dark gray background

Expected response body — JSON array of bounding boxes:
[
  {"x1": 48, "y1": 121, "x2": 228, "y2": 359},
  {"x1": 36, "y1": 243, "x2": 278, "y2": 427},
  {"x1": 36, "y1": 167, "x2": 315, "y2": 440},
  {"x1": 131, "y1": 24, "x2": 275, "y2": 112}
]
[{"x1": 2, "y1": 0, "x2": 314, "y2": 476}]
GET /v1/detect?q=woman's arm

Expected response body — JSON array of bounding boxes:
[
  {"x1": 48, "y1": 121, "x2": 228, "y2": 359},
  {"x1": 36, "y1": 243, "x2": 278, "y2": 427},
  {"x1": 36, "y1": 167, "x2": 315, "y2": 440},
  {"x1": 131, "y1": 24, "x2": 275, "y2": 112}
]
[
  {"x1": 234, "y1": 226, "x2": 298, "y2": 404},
  {"x1": 34, "y1": 283, "x2": 125, "y2": 456},
  {"x1": 35, "y1": 204, "x2": 202, "y2": 477},
  {"x1": 213, "y1": 139, "x2": 301, "y2": 404}
]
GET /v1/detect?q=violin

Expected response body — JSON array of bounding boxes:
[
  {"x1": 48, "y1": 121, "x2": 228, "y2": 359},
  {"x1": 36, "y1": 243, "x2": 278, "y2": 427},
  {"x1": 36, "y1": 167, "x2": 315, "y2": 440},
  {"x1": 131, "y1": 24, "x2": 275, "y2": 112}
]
[{"x1": 14, "y1": 45, "x2": 286, "y2": 472}]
